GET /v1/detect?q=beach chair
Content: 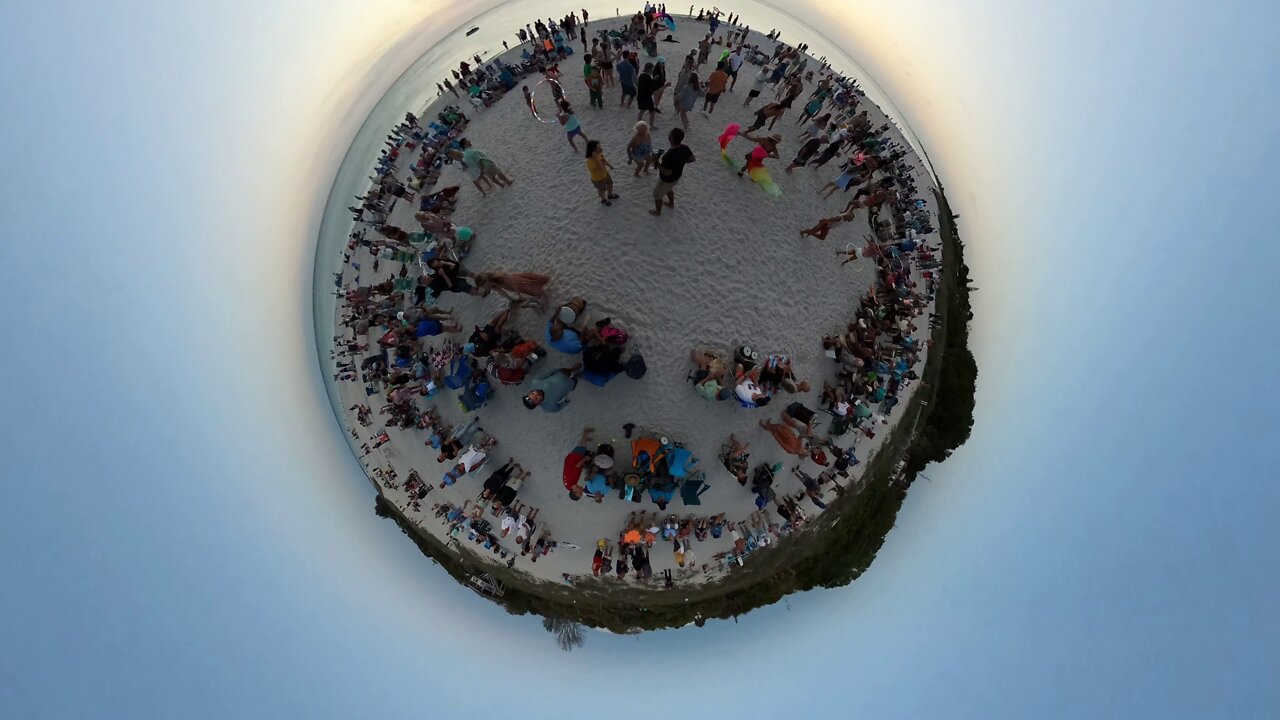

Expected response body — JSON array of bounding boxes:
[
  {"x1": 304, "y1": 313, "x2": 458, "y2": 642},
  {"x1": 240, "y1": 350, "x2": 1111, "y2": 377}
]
[
  {"x1": 444, "y1": 355, "x2": 473, "y2": 390},
  {"x1": 680, "y1": 471, "x2": 710, "y2": 506},
  {"x1": 630, "y1": 437, "x2": 668, "y2": 474},
  {"x1": 457, "y1": 376, "x2": 491, "y2": 413}
]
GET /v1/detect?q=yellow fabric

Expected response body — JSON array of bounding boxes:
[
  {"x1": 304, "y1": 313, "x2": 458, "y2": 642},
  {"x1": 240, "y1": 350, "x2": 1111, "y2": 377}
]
[{"x1": 586, "y1": 156, "x2": 609, "y2": 182}]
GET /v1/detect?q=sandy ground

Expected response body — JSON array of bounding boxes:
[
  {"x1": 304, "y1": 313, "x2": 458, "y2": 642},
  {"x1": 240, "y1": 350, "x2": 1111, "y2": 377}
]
[{"x1": 327, "y1": 16, "x2": 941, "y2": 590}]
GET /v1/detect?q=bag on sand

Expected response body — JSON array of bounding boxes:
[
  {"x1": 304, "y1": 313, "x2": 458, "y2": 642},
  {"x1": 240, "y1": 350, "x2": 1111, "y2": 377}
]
[{"x1": 625, "y1": 352, "x2": 647, "y2": 380}]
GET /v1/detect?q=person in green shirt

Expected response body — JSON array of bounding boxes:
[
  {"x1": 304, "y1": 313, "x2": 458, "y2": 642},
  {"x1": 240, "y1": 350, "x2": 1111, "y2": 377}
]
[{"x1": 586, "y1": 65, "x2": 604, "y2": 109}]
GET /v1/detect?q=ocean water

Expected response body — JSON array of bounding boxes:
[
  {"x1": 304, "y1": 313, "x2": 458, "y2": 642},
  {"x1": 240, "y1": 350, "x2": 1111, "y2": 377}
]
[{"x1": 311, "y1": 0, "x2": 933, "y2": 411}]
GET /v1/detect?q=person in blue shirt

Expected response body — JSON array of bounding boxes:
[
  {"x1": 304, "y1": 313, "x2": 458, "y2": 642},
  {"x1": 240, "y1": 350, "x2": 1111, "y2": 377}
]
[
  {"x1": 616, "y1": 53, "x2": 637, "y2": 108},
  {"x1": 523, "y1": 364, "x2": 582, "y2": 412}
]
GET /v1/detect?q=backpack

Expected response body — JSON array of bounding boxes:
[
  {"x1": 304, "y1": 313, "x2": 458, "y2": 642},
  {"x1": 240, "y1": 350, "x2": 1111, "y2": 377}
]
[
  {"x1": 593, "y1": 316, "x2": 629, "y2": 345},
  {"x1": 625, "y1": 352, "x2": 647, "y2": 379}
]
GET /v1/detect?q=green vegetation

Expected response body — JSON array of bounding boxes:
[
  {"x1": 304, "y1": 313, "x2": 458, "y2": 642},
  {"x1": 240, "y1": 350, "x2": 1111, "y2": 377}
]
[{"x1": 372, "y1": 187, "x2": 977, "y2": 633}]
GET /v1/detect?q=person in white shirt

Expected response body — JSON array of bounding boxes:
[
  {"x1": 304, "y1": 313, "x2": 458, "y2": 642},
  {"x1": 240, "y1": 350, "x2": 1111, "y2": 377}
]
[
  {"x1": 744, "y1": 65, "x2": 770, "y2": 106},
  {"x1": 727, "y1": 46, "x2": 747, "y2": 90}
]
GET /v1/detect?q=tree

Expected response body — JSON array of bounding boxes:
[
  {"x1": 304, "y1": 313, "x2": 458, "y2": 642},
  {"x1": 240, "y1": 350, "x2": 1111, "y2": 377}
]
[{"x1": 542, "y1": 616, "x2": 585, "y2": 652}]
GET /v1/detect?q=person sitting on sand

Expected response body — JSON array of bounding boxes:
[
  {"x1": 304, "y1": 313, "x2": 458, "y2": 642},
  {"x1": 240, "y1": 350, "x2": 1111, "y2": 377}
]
[
  {"x1": 474, "y1": 271, "x2": 551, "y2": 306},
  {"x1": 546, "y1": 297, "x2": 588, "y2": 353},
  {"x1": 781, "y1": 401, "x2": 819, "y2": 437},
  {"x1": 425, "y1": 257, "x2": 474, "y2": 297},
  {"x1": 490, "y1": 468, "x2": 528, "y2": 513},
  {"x1": 626, "y1": 121, "x2": 658, "y2": 176},
  {"x1": 733, "y1": 365, "x2": 769, "y2": 407},
  {"x1": 414, "y1": 210, "x2": 454, "y2": 235},
  {"x1": 467, "y1": 305, "x2": 514, "y2": 357},
  {"x1": 582, "y1": 332, "x2": 627, "y2": 385},
  {"x1": 404, "y1": 305, "x2": 463, "y2": 337},
  {"x1": 760, "y1": 419, "x2": 809, "y2": 457},
  {"x1": 721, "y1": 433, "x2": 751, "y2": 485},
  {"x1": 561, "y1": 427, "x2": 596, "y2": 501},
  {"x1": 584, "y1": 454, "x2": 613, "y2": 503},
  {"x1": 758, "y1": 354, "x2": 807, "y2": 394},
  {"x1": 480, "y1": 460, "x2": 518, "y2": 501},
  {"x1": 523, "y1": 363, "x2": 582, "y2": 412},
  {"x1": 689, "y1": 348, "x2": 732, "y2": 401}
]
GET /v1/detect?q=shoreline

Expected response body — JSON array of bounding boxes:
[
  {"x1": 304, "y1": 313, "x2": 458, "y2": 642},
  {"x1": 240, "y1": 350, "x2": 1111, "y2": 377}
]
[{"x1": 321, "y1": 9, "x2": 975, "y2": 630}]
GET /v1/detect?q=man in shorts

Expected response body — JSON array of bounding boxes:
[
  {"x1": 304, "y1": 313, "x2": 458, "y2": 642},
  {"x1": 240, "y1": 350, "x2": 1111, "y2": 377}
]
[
  {"x1": 727, "y1": 45, "x2": 747, "y2": 90},
  {"x1": 650, "y1": 127, "x2": 695, "y2": 216},
  {"x1": 702, "y1": 61, "x2": 729, "y2": 113},
  {"x1": 745, "y1": 65, "x2": 770, "y2": 106},
  {"x1": 616, "y1": 53, "x2": 638, "y2": 107}
]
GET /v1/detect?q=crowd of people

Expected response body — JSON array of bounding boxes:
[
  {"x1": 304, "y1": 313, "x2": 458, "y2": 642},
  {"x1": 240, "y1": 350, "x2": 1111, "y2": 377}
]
[{"x1": 333, "y1": 4, "x2": 943, "y2": 586}]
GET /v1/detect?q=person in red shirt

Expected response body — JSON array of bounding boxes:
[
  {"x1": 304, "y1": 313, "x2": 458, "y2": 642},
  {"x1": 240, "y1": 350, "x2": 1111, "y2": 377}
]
[{"x1": 561, "y1": 427, "x2": 595, "y2": 500}]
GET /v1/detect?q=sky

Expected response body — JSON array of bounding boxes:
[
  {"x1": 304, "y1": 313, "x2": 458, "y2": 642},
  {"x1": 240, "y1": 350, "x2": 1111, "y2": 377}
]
[{"x1": 1, "y1": 0, "x2": 1278, "y2": 718}]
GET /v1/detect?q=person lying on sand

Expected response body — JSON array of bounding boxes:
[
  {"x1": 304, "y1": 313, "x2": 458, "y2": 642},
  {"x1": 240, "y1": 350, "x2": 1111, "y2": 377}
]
[
  {"x1": 524, "y1": 364, "x2": 583, "y2": 412},
  {"x1": 759, "y1": 419, "x2": 809, "y2": 457},
  {"x1": 474, "y1": 271, "x2": 551, "y2": 306}
]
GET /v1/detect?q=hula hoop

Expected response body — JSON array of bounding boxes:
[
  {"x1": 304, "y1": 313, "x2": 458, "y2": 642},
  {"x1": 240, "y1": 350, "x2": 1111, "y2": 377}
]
[{"x1": 528, "y1": 78, "x2": 565, "y2": 124}]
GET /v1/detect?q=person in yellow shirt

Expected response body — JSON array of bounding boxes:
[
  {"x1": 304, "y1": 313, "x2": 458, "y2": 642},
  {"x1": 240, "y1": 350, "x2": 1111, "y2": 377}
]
[{"x1": 584, "y1": 140, "x2": 619, "y2": 206}]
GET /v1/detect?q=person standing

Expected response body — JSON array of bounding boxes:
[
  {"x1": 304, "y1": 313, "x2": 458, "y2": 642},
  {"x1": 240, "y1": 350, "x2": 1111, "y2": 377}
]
[
  {"x1": 616, "y1": 52, "x2": 638, "y2": 107},
  {"x1": 650, "y1": 127, "x2": 695, "y2": 217},
  {"x1": 675, "y1": 72, "x2": 704, "y2": 129},
  {"x1": 586, "y1": 64, "x2": 605, "y2": 109},
  {"x1": 702, "y1": 61, "x2": 729, "y2": 113},
  {"x1": 556, "y1": 98, "x2": 589, "y2": 153},
  {"x1": 635, "y1": 62, "x2": 660, "y2": 127},
  {"x1": 584, "y1": 140, "x2": 619, "y2": 205},
  {"x1": 744, "y1": 64, "x2": 770, "y2": 106},
  {"x1": 696, "y1": 34, "x2": 712, "y2": 68},
  {"x1": 727, "y1": 44, "x2": 747, "y2": 90},
  {"x1": 582, "y1": 7, "x2": 589, "y2": 26}
]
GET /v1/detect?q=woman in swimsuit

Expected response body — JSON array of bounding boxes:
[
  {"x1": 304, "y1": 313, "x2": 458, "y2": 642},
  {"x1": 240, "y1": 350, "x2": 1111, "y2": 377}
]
[{"x1": 626, "y1": 121, "x2": 656, "y2": 176}]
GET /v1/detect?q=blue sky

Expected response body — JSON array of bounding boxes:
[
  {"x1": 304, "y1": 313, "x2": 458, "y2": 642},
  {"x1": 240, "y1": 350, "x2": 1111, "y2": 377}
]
[{"x1": 1, "y1": 0, "x2": 1277, "y2": 717}]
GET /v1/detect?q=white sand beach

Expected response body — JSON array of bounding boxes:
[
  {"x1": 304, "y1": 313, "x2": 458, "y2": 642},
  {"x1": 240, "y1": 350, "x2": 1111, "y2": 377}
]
[{"x1": 327, "y1": 12, "x2": 942, "y2": 592}]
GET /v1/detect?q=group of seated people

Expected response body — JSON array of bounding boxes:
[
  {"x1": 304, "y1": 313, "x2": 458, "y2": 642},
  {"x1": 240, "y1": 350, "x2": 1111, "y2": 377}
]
[
  {"x1": 432, "y1": 499, "x2": 557, "y2": 563},
  {"x1": 688, "y1": 345, "x2": 811, "y2": 408},
  {"x1": 561, "y1": 428, "x2": 703, "y2": 510},
  {"x1": 819, "y1": 177, "x2": 939, "y2": 437}
]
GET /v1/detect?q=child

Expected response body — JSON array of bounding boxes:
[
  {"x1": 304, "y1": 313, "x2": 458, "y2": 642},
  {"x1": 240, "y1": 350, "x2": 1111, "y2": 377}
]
[
  {"x1": 625, "y1": 121, "x2": 657, "y2": 177},
  {"x1": 584, "y1": 140, "x2": 619, "y2": 205},
  {"x1": 557, "y1": 99, "x2": 589, "y2": 153},
  {"x1": 586, "y1": 65, "x2": 604, "y2": 109}
]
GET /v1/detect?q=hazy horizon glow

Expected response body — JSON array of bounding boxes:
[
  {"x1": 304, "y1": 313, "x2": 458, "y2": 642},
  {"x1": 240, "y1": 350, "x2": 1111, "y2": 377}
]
[{"x1": 2, "y1": 0, "x2": 1277, "y2": 717}]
